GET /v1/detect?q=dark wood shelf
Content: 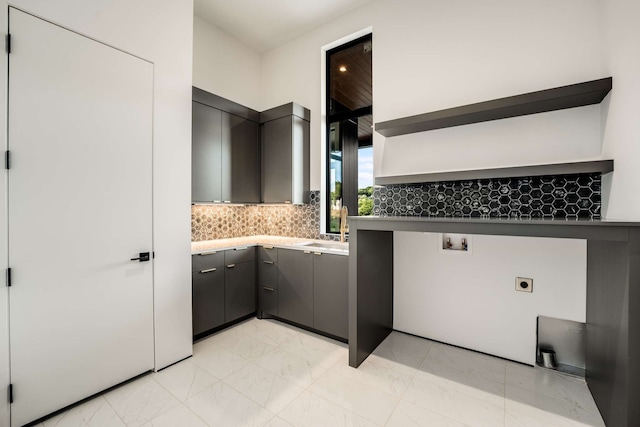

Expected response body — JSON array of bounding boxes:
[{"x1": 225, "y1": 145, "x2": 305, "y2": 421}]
[
  {"x1": 374, "y1": 159, "x2": 613, "y2": 185},
  {"x1": 375, "y1": 77, "x2": 612, "y2": 137}
]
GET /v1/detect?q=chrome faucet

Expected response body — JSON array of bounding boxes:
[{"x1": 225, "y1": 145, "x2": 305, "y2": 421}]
[{"x1": 340, "y1": 206, "x2": 349, "y2": 243}]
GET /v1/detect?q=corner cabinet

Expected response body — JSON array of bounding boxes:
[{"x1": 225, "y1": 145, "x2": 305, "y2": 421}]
[
  {"x1": 261, "y1": 103, "x2": 310, "y2": 204},
  {"x1": 192, "y1": 88, "x2": 260, "y2": 203}
]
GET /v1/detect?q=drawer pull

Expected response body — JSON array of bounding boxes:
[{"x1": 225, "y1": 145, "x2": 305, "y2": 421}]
[
  {"x1": 199, "y1": 268, "x2": 217, "y2": 274},
  {"x1": 263, "y1": 261, "x2": 274, "y2": 265},
  {"x1": 234, "y1": 247, "x2": 248, "y2": 251},
  {"x1": 314, "y1": 252, "x2": 322, "y2": 256},
  {"x1": 263, "y1": 246, "x2": 274, "y2": 249},
  {"x1": 226, "y1": 264, "x2": 235, "y2": 268},
  {"x1": 303, "y1": 251, "x2": 311, "y2": 254},
  {"x1": 198, "y1": 251, "x2": 217, "y2": 256},
  {"x1": 263, "y1": 287, "x2": 274, "y2": 292}
]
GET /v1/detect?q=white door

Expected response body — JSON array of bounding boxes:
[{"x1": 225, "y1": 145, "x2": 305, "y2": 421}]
[{"x1": 8, "y1": 8, "x2": 154, "y2": 426}]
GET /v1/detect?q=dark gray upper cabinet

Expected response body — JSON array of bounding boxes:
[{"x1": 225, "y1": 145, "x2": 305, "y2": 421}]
[
  {"x1": 192, "y1": 88, "x2": 260, "y2": 203},
  {"x1": 277, "y1": 248, "x2": 314, "y2": 328},
  {"x1": 261, "y1": 103, "x2": 310, "y2": 204},
  {"x1": 313, "y1": 253, "x2": 348, "y2": 340},
  {"x1": 223, "y1": 112, "x2": 259, "y2": 203},
  {"x1": 192, "y1": 101, "x2": 223, "y2": 202}
]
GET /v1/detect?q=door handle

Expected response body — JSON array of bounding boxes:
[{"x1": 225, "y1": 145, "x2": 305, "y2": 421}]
[
  {"x1": 130, "y1": 252, "x2": 150, "y2": 262},
  {"x1": 227, "y1": 264, "x2": 235, "y2": 269},
  {"x1": 199, "y1": 268, "x2": 217, "y2": 274},
  {"x1": 263, "y1": 261, "x2": 274, "y2": 265}
]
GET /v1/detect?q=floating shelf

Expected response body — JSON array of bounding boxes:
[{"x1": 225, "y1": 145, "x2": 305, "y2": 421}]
[
  {"x1": 374, "y1": 160, "x2": 613, "y2": 186},
  {"x1": 375, "y1": 77, "x2": 612, "y2": 137}
]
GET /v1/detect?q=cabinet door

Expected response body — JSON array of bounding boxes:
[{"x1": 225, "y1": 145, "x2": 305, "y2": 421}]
[
  {"x1": 225, "y1": 261, "x2": 256, "y2": 322},
  {"x1": 192, "y1": 101, "x2": 222, "y2": 202},
  {"x1": 313, "y1": 253, "x2": 348, "y2": 340},
  {"x1": 262, "y1": 116, "x2": 293, "y2": 203},
  {"x1": 278, "y1": 249, "x2": 313, "y2": 328},
  {"x1": 192, "y1": 269, "x2": 225, "y2": 336},
  {"x1": 222, "y1": 112, "x2": 259, "y2": 203},
  {"x1": 258, "y1": 247, "x2": 278, "y2": 317}
]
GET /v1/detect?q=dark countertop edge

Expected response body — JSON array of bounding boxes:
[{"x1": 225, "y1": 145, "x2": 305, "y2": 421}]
[{"x1": 348, "y1": 216, "x2": 640, "y2": 227}]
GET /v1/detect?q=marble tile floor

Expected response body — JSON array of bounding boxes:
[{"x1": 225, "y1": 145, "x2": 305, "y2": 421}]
[{"x1": 37, "y1": 318, "x2": 606, "y2": 427}]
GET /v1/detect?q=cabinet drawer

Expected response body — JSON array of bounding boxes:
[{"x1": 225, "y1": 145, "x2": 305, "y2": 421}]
[
  {"x1": 225, "y1": 246, "x2": 255, "y2": 265},
  {"x1": 259, "y1": 286, "x2": 278, "y2": 317},
  {"x1": 258, "y1": 246, "x2": 278, "y2": 263},
  {"x1": 259, "y1": 260, "x2": 278, "y2": 289},
  {"x1": 192, "y1": 251, "x2": 225, "y2": 273}
]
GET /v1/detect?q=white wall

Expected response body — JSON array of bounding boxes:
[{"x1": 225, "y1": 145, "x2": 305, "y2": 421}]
[
  {"x1": 0, "y1": 5, "x2": 193, "y2": 423},
  {"x1": 261, "y1": 0, "x2": 604, "y2": 192},
  {"x1": 394, "y1": 232, "x2": 587, "y2": 365},
  {"x1": 193, "y1": 14, "x2": 262, "y2": 110},
  {"x1": 599, "y1": 0, "x2": 640, "y2": 220}
]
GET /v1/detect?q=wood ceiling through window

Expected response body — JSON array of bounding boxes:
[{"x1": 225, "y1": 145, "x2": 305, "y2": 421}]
[{"x1": 330, "y1": 40, "x2": 372, "y2": 113}]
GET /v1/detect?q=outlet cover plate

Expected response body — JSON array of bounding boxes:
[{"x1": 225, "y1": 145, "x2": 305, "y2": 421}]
[{"x1": 516, "y1": 277, "x2": 533, "y2": 293}]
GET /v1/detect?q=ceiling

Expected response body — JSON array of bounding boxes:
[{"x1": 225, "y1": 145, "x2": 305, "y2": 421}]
[{"x1": 194, "y1": 0, "x2": 375, "y2": 53}]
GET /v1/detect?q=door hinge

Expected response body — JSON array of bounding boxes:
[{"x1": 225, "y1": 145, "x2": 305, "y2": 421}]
[
  {"x1": 6, "y1": 268, "x2": 11, "y2": 287},
  {"x1": 5, "y1": 33, "x2": 10, "y2": 54},
  {"x1": 4, "y1": 150, "x2": 9, "y2": 170},
  {"x1": 8, "y1": 383, "x2": 13, "y2": 404}
]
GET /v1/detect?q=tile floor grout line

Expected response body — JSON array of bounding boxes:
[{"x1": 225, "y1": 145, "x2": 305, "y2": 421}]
[
  {"x1": 102, "y1": 396, "x2": 128, "y2": 427},
  {"x1": 382, "y1": 342, "x2": 430, "y2": 427}
]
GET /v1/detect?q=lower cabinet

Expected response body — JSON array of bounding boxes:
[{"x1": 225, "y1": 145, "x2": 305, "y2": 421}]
[
  {"x1": 192, "y1": 270, "x2": 225, "y2": 335},
  {"x1": 192, "y1": 248, "x2": 256, "y2": 338},
  {"x1": 192, "y1": 254, "x2": 225, "y2": 336},
  {"x1": 258, "y1": 247, "x2": 278, "y2": 317},
  {"x1": 193, "y1": 245, "x2": 348, "y2": 341},
  {"x1": 277, "y1": 248, "x2": 314, "y2": 328},
  {"x1": 313, "y1": 252, "x2": 348, "y2": 340},
  {"x1": 275, "y1": 248, "x2": 348, "y2": 340},
  {"x1": 225, "y1": 260, "x2": 256, "y2": 322}
]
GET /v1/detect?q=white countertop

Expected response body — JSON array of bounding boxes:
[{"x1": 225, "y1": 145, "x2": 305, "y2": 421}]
[{"x1": 191, "y1": 235, "x2": 348, "y2": 255}]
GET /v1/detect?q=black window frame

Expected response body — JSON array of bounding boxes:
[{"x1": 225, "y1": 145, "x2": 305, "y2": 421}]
[{"x1": 325, "y1": 33, "x2": 373, "y2": 234}]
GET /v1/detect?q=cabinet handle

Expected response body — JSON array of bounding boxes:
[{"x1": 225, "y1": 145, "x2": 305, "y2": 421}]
[
  {"x1": 199, "y1": 268, "x2": 217, "y2": 274},
  {"x1": 263, "y1": 246, "x2": 274, "y2": 249},
  {"x1": 226, "y1": 264, "x2": 235, "y2": 268},
  {"x1": 263, "y1": 287, "x2": 274, "y2": 292},
  {"x1": 303, "y1": 251, "x2": 311, "y2": 254},
  {"x1": 263, "y1": 261, "x2": 274, "y2": 265},
  {"x1": 314, "y1": 252, "x2": 322, "y2": 256},
  {"x1": 234, "y1": 247, "x2": 248, "y2": 251},
  {"x1": 198, "y1": 251, "x2": 217, "y2": 256}
]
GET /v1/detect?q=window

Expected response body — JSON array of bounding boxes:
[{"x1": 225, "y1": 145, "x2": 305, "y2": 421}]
[{"x1": 326, "y1": 34, "x2": 373, "y2": 233}]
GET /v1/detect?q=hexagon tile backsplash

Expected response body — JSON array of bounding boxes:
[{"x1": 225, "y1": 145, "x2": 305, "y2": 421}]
[
  {"x1": 191, "y1": 191, "x2": 340, "y2": 242},
  {"x1": 373, "y1": 173, "x2": 601, "y2": 220}
]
